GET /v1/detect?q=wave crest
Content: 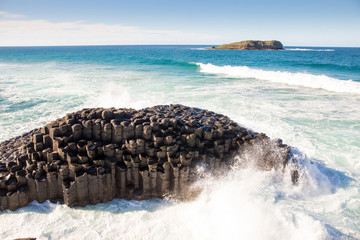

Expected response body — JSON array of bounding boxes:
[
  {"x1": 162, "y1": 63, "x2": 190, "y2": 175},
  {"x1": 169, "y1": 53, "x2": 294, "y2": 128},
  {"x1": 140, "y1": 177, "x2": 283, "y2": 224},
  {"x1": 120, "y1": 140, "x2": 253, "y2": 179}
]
[{"x1": 196, "y1": 63, "x2": 360, "y2": 94}]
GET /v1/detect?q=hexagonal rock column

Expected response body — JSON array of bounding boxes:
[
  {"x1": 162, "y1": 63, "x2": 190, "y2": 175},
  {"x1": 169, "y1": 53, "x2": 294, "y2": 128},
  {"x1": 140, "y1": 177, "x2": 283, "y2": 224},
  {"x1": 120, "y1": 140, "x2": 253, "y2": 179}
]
[{"x1": 0, "y1": 104, "x2": 295, "y2": 211}]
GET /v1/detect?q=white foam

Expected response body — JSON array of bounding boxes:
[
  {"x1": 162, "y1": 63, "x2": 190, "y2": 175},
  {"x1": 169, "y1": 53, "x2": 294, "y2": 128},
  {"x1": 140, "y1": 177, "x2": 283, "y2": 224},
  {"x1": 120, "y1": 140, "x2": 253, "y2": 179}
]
[
  {"x1": 1, "y1": 59, "x2": 360, "y2": 239},
  {"x1": 0, "y1": 156, "x2": 335, "y2": 240},
  {"x1": 285, "y1": 48, "x2": 335, "y2": 52},
  {"x1": 196, "y1": 63, "x2": 360, "y2": 94}
]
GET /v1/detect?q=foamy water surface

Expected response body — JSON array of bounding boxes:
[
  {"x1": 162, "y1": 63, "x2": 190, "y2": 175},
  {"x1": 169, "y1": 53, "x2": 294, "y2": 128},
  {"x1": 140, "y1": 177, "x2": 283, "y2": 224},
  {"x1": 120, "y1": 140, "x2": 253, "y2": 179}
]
[{"x1": 0, "y1": 45, "x2": 360, "y2": 239}]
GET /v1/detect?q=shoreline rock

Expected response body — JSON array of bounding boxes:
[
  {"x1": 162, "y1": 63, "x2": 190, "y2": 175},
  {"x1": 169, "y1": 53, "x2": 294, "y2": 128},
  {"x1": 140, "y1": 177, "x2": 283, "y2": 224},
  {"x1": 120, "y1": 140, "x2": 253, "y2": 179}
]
[
  {"x1": 0, "y1": 104, "x2": 296, "y2": 211},
  {"x1": 209, "y1": 40, "x2": 284, "y2": 50}
]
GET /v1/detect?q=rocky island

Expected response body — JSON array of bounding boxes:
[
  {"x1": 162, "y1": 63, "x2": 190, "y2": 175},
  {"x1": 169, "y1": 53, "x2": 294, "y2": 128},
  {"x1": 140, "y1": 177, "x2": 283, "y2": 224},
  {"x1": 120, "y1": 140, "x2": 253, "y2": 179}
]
[
  {"x1": 0, "y1": 104, "x2": 297, "y2": 211},
  {"x1": 210, "y1": 40, "x2": 284, "y2": 50}
]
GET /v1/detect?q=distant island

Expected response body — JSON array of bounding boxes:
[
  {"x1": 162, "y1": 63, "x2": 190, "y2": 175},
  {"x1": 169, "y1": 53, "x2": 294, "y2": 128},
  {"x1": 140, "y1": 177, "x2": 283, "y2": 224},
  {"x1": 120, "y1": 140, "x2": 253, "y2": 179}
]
[{"x1": 209, "y1": 40, "x2": 284, "y2": 50}]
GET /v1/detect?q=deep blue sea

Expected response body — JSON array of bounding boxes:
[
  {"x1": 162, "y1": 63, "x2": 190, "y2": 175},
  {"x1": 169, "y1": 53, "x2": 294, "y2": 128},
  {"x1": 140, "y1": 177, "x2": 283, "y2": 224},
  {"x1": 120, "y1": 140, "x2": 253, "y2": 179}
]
[{"x1": 0, "y1": 45, "x2": 360, "y2": 239}]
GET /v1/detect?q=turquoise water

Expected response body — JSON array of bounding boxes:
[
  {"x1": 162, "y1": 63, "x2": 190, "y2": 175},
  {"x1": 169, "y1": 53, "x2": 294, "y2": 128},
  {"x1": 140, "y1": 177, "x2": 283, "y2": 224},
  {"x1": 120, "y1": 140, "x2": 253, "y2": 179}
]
[{"x1": 0, "y1": 45, "x2": 360, "y2": 239}]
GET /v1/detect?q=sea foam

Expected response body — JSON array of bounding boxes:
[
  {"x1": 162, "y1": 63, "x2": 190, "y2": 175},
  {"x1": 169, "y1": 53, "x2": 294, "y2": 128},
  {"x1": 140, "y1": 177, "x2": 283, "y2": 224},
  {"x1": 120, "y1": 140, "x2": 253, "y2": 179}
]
[
  {"x1": 1, "y1": 47, "x2": 360, "y2": 238},
  {"x1": 0, "y1": 152, "x2": 335, "y2": 240},
  {"x1": 196, "y1": 63, "x2": 360, "y2": 94}
]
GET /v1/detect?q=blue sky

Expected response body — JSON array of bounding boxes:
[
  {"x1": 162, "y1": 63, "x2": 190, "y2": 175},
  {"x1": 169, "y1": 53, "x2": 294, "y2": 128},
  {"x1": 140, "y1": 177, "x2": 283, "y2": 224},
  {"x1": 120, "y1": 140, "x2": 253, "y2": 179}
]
[{"x1": 0, "y1": 0, "x2": 359, "y2": 46}]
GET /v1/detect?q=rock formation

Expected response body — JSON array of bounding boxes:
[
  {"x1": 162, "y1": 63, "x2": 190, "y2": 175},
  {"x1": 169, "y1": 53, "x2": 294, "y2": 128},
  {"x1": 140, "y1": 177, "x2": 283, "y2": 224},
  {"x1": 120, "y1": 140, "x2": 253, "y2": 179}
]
[
  {"x1": 0, "y1": 104, "x2": 296, "y2": 211},
  {"x1": 211, "y1": 40, "x2": 284, "y2": 50}
]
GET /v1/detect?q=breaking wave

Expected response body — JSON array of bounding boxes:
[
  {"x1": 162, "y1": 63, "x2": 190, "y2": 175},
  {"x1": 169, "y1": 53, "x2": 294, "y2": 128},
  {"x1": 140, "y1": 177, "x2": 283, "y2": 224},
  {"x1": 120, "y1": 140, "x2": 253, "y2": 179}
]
[{"x1": 196, "y1": 63, "x2": 360, "y2": 94}]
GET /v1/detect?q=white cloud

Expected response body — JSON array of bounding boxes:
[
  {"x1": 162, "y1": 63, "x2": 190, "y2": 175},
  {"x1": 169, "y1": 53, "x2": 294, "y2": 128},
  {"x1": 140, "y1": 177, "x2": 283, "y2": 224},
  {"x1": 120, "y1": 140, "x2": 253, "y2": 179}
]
[
  {"x1": 0, "y1": 18, "x2": 215, "y2": 46},
  {"x1": 0, "y1": 11, "x2": 24, "y2": 19}
]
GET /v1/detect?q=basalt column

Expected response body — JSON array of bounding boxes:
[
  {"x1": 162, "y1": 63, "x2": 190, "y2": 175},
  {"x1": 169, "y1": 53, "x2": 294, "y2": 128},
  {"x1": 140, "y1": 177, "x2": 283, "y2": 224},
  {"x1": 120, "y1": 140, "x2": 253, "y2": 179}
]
[{"x1": 0, "y1": 104, "x2": 295, "y2": 211}]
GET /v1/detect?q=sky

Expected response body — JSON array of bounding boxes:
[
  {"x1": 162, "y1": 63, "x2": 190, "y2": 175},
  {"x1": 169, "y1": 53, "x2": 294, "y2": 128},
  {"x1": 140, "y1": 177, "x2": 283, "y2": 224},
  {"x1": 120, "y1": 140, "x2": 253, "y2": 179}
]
[{"x1": 0, "y1": 0, "x2": 359, "y2": 47}]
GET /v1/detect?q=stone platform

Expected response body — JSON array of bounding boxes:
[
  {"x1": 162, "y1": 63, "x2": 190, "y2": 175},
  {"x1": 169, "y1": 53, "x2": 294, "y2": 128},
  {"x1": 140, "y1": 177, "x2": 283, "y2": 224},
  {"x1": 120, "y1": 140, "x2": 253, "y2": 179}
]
[{"x1": 0, "y1": 104, "x2": 295, "y2": 211}]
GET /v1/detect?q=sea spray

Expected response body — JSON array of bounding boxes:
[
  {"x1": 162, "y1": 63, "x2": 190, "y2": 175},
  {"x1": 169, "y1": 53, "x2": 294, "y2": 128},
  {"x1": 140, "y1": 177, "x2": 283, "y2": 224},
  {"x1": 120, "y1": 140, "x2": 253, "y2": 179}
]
[
  {"x1": 1, "y1": 45, "x2": 360, "y2": 239},
  {"x1": 0, "y1": 151, "x2": 336, "y2": 240}
]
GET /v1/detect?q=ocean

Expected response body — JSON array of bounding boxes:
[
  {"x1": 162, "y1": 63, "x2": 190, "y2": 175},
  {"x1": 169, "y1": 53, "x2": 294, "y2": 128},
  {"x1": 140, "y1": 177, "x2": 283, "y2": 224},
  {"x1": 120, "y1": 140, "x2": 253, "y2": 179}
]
[{"x1": 0, "y1": 45, "x2": 359, "y2": 239}]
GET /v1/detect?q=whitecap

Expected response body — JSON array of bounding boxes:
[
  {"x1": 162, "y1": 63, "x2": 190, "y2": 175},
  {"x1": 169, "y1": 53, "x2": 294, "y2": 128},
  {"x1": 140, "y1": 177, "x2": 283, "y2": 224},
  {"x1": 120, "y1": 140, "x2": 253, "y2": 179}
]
[
  {"x1": 195, "y1": 63, "x2": 360, "y2": 94},
  {"x1": 285, "y1": 48, "x2": 335, "y2": 52}
]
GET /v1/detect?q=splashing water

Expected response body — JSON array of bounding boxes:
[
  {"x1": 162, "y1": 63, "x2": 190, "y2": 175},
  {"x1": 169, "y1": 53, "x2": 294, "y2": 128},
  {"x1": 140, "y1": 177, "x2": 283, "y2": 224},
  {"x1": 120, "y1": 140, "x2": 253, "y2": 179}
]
[
  {"x1": 1, "y1": 45, "x2": 360, "y2": 239},
  {"x1": 0, "y1": 152, "x2": 342, "y2": 240}
]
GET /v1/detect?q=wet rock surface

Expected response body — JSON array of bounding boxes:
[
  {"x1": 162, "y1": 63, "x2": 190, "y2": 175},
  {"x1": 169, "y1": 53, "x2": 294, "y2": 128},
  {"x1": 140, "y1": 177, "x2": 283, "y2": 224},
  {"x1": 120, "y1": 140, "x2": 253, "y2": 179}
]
[{"x1": 0, "y1": 104, "x2": 295, "y2": 211}]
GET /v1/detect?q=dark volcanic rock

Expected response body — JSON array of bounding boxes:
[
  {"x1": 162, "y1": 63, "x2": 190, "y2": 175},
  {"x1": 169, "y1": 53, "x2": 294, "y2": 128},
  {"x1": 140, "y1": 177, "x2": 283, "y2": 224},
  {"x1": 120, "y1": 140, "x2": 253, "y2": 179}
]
[{"x1": 0, "y1": 104, "x2": 295, "y2": 211}]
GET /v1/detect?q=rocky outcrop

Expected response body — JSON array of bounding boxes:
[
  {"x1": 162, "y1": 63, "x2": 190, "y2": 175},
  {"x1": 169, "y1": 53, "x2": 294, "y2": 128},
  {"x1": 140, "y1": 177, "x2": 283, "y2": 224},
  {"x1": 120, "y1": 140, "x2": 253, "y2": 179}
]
[
  {"x1": 0, "y1": 104, "x2": 296, "y2": 211},
  {"x1": 211, "y1": 40, "x2": 284, "y2": 50}
]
